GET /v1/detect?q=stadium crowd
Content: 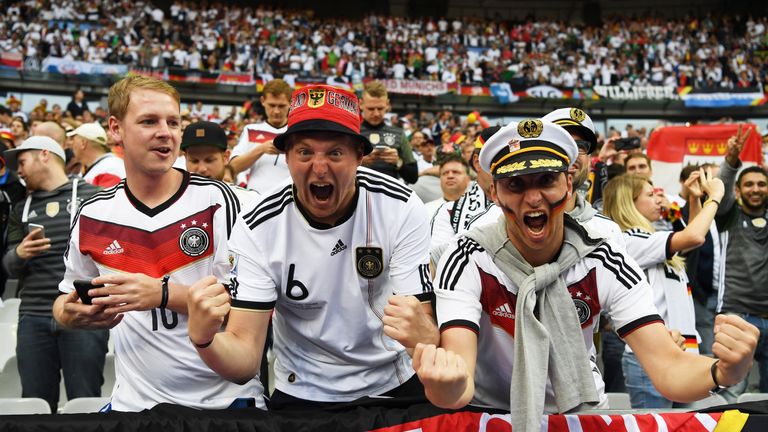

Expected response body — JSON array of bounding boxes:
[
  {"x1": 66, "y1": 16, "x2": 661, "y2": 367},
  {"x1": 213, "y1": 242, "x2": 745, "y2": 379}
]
[
  {"x1": 0, "y1": 4, "x2": 768, "y2": 429},
  {"x1": 1, "y1": 1, "x2": 767, "y2": 89}
]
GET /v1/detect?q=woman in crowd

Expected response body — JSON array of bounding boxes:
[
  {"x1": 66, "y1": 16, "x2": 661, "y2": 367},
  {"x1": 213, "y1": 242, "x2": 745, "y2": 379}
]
[{"x1": 603, "y1": 171, "x2": 725, "y2": 408}]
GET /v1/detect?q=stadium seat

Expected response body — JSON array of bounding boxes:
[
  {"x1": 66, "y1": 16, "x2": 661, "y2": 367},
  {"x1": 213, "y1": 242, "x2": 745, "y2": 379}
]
[
  {"x1": 0, "y1": 298, "x2": 20, "y2": 323},
  {"x1": 605, "y1": 392, "x2": 631, "y2": 409},
  {"x1": 0, "y1": 323, "x2": 17, "y2": 371},
  {"x1": 0, "y1": 355, "x2": 22, "y2": 398},
  {"x1": 0, "y1": 397, "x2": 50, "y2": 414},
  {"x1": 59, "y1": 397, "x2": 110, "y2": 414},
  {"x1": 737, "y1": 393, "x2": 768, "y2": 403},
  {"x1": 688, "y1": 393, "x2": 728, "y2": 410}
]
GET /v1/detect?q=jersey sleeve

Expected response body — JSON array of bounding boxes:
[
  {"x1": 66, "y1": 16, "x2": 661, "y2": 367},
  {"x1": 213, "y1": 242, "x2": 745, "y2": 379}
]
[
  {"x1": 211, "y1": 186, "x2": 241, "y2": 283},
  {"x1": 433, "y1": 237, "x2": 484, "y2": 334},
  {"x1": 429, "y1": 201, "x2": 456, "y2": 264},
  {"x1": 227, "y1": 213, "x2": 278, "y2": 311},
  {"x1": 387, "y1": 193, "x2": 433, "y2": 302},
  {"x1": 399, "y1": 132, "x2": 416, "y2": 164},
  {"x1": 623, "y1": 229, "x2": 672, "y2": 269},
  {"x1": 59, "y1": 215, "x2": 100, "y2": 294},
  {"x1": 588, "y1": 240, "x2": 662, "y2": 339},
  {"x1": 230, "y1": 127, "x2": 254, "y2": 159}
]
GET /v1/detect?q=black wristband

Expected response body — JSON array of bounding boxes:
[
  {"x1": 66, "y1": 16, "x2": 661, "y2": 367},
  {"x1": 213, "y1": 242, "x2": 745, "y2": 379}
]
[
  {"x1": 159, "y1": 275, "x2": 170, "y2": 309},
  {"x1": 191, "y1": 336, "x2": 214, "y2": 349},
  {"x1": 710, "y1": 359, "x2": 727, "y2": 394}
]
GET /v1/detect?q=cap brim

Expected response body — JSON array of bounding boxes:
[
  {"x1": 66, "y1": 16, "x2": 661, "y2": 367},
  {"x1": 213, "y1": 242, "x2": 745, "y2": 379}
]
[
  {"x1": 274, "y1": 119, "x2": 373, "y2": 155},
  {"x1": 557, "y1": 124, "x2": 597, "y2": 154},
  {"x1": 492, "y1": 152, "x2": 568, "y2": 179}
]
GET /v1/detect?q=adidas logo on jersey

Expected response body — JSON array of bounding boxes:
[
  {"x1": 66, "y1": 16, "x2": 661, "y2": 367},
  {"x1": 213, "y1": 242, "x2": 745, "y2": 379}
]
[
  {"x1": 330, "y1": 239, "x2": 347, "y2": 256},
  {"x1": 103, "y1": 240, "x2": 124, "y2": 255},
  {"x1": 492, "y1": 303, "x2": 514, "y2": 319}
]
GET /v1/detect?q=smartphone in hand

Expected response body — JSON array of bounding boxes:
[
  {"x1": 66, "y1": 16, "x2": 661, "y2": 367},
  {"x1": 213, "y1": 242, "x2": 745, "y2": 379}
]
[
  {"x1": 73, "y1": 280, "x2": 106, "y2": 305},
  {"x1": 28, "y1": 223, "x2": 45, "y2": 238}
]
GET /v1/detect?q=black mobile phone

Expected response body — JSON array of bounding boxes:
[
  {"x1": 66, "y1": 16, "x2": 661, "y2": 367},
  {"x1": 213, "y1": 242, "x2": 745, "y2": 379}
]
[
  {"x1": 73, "y1": 280, "x2": 105, "y2": 305},
  {"x1": 614, "y1": 137, "x2": 641, "y2": 151}
]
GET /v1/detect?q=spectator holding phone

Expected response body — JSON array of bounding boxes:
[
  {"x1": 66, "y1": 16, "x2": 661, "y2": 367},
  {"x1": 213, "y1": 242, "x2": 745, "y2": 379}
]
[{"x1": 2, "y1": 136, "x2": 105, "y2": 412}]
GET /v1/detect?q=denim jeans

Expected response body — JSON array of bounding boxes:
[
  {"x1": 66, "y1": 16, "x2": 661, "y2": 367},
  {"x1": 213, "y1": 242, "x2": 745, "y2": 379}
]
[
  {"x1": 601, "y1": 329, "x2": 626, "y2": 393},
  {"x1": 16, "y1": 314, "x2": 109, "y2": 412}
]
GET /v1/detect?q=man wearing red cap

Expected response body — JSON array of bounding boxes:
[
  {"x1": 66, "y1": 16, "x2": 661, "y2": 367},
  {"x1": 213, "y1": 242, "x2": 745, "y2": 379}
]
[{"x1": 188, "y1": 84, "x2": 438, "y2": 409}]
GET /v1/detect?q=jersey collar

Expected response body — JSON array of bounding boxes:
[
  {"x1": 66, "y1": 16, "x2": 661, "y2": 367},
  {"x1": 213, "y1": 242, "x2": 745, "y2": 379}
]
[{"x1": 292, "y1": 182, "x2": 359, "y2": 230}]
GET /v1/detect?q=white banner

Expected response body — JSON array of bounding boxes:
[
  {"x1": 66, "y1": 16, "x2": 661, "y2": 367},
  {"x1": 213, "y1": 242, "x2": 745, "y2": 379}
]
[
  {"x1": 380, "y1": 79, "x2": 451, "y2": 96},
  {"x1": 594, "y1": 85, "x2": 678, "y2": 100},
  {"x1": 41, "y1": 57, "x2": 128, "y2": 75}
]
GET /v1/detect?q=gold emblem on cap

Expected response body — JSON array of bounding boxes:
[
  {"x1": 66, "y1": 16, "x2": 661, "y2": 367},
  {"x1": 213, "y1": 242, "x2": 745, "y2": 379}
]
[
  {"x1": 196, "y1": 129, "x2": 205, "y2": 137},
  {"x1": 569, "y1": 108, "x2": 586, "y2": 123},
  {"x1": 308, "y1": 88, "x2": 326, "y2": 108},
  {"x1": 518, "y1": 119, "x2": 543, "y2": 138}
]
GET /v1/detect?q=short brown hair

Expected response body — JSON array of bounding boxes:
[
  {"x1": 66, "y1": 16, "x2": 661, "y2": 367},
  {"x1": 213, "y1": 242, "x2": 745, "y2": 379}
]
[
  {"x1": 108, "y1": 75, "x2": 180, "y2": 121},
  {"x1": 362, "y1": 81, "x2": 388, "y2": 99},
  {"x1": 624, "y1": 152, "x2": 651, "y2": 169},
  {"x1": 262, "y1": 79, "x2": 292, "y2": 100},
  {"x1": 439, "y1": 153, "x2": 470, "y2": 175}
]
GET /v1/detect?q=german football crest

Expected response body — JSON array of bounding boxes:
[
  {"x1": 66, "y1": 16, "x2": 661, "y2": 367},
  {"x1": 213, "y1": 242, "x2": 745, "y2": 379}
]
[
  {"x1": 518, "y1": 119, "x2": 543, "y2": 138},
  {"x1": 573, "y1": 298, "x2": 591, "y2": 325},
  {"x1": 383, "y1": 134, "x2": 395, "y2": 146},
  {"x1": 356, "y1": 247, "x2": 383, "y2": 279},
  {"x1": 569, "y1": 108, "x2": 586, "y2": 123},
  {"x1": 179, "y1": 227, "x2": 209, "y2": 257},
  {"x1": 46, "y1": 202, "x2": 60, "y2": 217},
  {"x1": 308, "y1": 88, "x2": 326, "y2": 108}
]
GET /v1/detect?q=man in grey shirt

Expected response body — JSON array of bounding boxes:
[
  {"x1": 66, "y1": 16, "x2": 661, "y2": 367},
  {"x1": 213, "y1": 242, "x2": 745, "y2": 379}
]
[{"x1": 716, "y1": 125, "x2": 768, "y2": 394}]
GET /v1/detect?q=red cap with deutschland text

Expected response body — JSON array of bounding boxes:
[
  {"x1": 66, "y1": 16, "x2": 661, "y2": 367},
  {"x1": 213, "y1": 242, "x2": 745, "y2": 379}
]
[{"x1": 273, "y1": 85, "x2": 373, "y2": 154}]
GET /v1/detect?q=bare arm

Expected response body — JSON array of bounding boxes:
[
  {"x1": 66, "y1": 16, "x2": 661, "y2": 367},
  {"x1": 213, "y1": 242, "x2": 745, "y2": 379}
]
[
  {"x1": 718, "y1": 124, "x2": 751, "y2": 214},
  {"x1": 187, "y1": 276, "x2": 271, "y2": 384},
  {"x1": 624, "y1": 315, "x2": 757, "y2": 402},
  {"x1": 89, "y1": 273, "x2": 190, "y2": 315},
  {"x1": 229, "y1": 140, "x2": 279, "y2": 175},
  {"x1": 670, "y1": 169, "x2": 724, "y2": 253},
  {"x1": 413, "y1": 327, "x2": 477, "y2": 409}
]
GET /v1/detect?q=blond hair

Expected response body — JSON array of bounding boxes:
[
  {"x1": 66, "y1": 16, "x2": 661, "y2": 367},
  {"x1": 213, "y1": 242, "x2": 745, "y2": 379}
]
[
  {"x1": 603, "y1": 174, "x2": 685, "y2": 271},
  {"x1": 108, "y1": 75, "x2": 180, "y2": 121},
  {"x1": 362, "y1": 80, "x2": 388, "y2": 99},
  {"x1": 262, "y1": 79, "x2": 292, "y2": 100}
]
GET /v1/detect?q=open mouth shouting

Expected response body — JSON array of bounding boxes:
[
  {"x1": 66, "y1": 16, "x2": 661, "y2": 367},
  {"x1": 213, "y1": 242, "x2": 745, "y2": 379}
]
[
  {"x1": 310, "y1": 183, "x2": 334, "y2": 202},
  {"x1": 523, "y1": 210, "x2": 548, "y2": 236},
  {"x1": 151, "y1": 145, "x2": 173, "y2": 158}
]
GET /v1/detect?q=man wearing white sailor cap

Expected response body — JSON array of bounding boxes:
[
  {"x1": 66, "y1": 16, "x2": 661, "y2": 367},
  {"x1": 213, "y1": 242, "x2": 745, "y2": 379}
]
[{"x1": 410, "y1": 119, "x2": 758, "y2": 432}]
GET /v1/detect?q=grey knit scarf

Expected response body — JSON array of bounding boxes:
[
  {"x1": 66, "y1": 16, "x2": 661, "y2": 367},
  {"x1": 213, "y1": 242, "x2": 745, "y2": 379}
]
[
  {"x1": 568, "y1": 194, "x2": 598, "y2": 224},
  {"x1": 464, "y1": 214, "x2": 603, "y2": 432}
]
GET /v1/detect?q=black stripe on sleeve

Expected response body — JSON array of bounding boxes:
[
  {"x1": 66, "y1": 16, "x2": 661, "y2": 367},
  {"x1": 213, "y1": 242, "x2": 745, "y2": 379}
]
[
  {"x1": 231, "y1": 299, "x2": 276, "y2": 311},
  {"x1": 665, "y1": 232, "x2": 674, "y2": 260},
  {"x1": 243, "y1": 185, "x2": 292, "y2": 225},
  {"x1": 439, "y1": 237, "x2": 484, "y2": 292},
  {"x1": 616, "y1": 314, "x2": 664, "y2": 338},
  {"x1": 414, "y1": 292, "x2": 435, "y2": 303},
  {"x1": 587, "y1": 243, "x2": 642, "y2": 290},
  {"x1": 626, "y1": 228, "x2": 651, "y2": 238},
  {"x1": 440, "y1": 319, "x2": 479, "y2": 334},
  {"x1": 358, "y1": 180, "x2": 410, "y2": 203},
  {"x1": 418, "y1": 263, "x2": 434, "y2": 293},
  {"x1": 190, "y1": 176, "x2": 241, "y2": 238},
  {"x1": 357, "y1": 170, "x2": 412, "y2": 196}
]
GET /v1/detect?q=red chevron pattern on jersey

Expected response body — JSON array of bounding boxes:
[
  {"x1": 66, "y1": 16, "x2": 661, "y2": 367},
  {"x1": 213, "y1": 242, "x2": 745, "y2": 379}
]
[
  {"x1": 78, "y1": 204, "x2": 220, "y2": 277},
  {"x1": 247, "y1": 129, "x2": 277, "y2": 143}
]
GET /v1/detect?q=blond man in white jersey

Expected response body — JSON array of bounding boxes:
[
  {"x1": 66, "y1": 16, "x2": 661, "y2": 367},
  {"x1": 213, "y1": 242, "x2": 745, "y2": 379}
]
[{"x1": 53, "y1": 76, "x2": 263, "y2": 411}]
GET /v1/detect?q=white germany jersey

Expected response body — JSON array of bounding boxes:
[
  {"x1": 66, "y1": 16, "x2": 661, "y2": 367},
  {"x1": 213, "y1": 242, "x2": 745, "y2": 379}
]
[
  {"x1": 229, "y1": 167, "x2": 433, "y2": 402},
  {"x1": 83, "y1": 153, "x2": 126, "y2": 188},
  {"x1": 429, "y1": 181, "x2": 492, "y2": 264},
  {"x1": 623, "y1": 229, "x2": 699, "y2": 353},
  {"x1": 232, "y1": 121, "x2": 288, "y2": 194},
  {"x1": 435, "y1": 230, "x2": 660, "y2": 411},
  {"x1": 59, "y1": 171, "x2": 265, "y2": 411}
]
